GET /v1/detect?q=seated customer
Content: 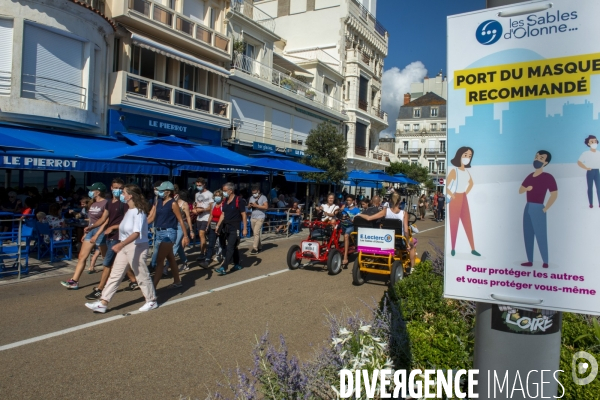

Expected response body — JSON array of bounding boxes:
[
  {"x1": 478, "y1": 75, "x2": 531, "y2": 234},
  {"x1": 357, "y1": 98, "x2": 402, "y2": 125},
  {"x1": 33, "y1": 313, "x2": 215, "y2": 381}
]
[
  {"x1": 275, "y1": 202, "x2": 301, "y2": 234},
  {"x1": 44, "y1": 203, "x2": 66, "y2": 243}
]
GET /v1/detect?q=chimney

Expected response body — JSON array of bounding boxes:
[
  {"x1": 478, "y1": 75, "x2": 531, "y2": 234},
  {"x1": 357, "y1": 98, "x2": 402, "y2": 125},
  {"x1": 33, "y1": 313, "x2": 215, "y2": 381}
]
[{"x1": 403, "y1": 93, "x2": 411, "y2": 105}]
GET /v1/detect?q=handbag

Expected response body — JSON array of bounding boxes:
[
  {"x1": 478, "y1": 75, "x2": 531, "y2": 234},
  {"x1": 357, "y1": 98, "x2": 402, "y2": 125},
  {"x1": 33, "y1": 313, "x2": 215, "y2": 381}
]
[{"x1": 446, "y1": 167, "x2": 458, "y2": 204}]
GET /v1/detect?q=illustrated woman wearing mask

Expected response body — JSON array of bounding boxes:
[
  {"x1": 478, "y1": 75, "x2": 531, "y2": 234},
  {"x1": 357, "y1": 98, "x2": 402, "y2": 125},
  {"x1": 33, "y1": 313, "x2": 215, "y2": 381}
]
[{"x1": 446, "y1": 146, "x2": 481, "y2": 257}]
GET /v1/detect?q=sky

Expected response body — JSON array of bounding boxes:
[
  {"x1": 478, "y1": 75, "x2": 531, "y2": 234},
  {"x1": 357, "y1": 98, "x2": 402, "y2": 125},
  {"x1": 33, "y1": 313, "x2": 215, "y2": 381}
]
[{"x1": 378, "y1": 0, "x2": 486, "y2": 135}]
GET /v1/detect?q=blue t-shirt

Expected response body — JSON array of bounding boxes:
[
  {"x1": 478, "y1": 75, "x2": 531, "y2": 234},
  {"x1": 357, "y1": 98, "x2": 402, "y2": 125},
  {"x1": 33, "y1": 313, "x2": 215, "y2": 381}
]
[{"x1": 341, "y1": 206, "x2": 360, "y2": 226}]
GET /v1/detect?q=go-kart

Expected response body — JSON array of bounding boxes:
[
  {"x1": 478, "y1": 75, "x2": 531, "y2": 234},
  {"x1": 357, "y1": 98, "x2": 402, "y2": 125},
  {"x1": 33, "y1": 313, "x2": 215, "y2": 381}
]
[
  {"x1": 286, "y1": 219, "x2": 356, "y2": 275},
  {"x1": 351, "y1": 217, "x2": 429, "y2": 288}
]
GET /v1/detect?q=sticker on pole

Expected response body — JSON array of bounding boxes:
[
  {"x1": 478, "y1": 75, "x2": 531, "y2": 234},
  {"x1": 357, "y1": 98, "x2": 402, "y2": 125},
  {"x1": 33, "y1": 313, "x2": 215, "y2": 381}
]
[{"x1": 446, "y1": 0, "x2": 600, "y2": 315}]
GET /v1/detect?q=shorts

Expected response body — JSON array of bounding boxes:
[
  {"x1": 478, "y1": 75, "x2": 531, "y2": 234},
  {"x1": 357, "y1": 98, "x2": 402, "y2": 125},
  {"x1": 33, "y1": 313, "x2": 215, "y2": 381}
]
[
  {"x1": 196, "y1": 220, "x2": 208, "y2": 232},
  {"x1": 155, "y1": 228, "x2": 176, "y2": 245},
  {"x1": 343, "y1": 225, "x2": 354, "y2": 235},
  {"x1": 84, "y1": 226, "x2": 106, "y2": 244},
  {"x1": 103, "y1": 239, "x2": 120, "y2": 267}
]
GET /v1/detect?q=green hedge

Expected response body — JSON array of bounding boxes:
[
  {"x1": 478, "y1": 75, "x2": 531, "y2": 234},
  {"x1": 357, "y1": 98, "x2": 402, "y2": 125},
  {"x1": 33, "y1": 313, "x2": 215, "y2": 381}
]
[{"x1": 392, "y1": 261, "x2": 600, "y2": 399}]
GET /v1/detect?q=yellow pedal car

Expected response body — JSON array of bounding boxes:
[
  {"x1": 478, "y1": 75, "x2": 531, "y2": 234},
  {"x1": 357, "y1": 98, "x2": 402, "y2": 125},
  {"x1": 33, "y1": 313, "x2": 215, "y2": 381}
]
[{"x1": 351, "y1": 218, "x2": 429, "y2": 288}]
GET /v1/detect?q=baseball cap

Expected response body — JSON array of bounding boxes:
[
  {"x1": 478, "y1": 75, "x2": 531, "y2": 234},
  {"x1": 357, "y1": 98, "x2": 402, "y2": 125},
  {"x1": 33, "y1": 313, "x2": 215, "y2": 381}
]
[
  {"x1": 87, "y1": 182, "x2": 107, "y2": 192},
  {"x1": 157, "y1": 181, "x2": 175, "y2": 191}
]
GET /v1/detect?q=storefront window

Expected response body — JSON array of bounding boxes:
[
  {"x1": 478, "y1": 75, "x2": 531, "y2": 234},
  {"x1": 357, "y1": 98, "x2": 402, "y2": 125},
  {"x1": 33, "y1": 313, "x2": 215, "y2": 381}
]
[
  {"x1": 47, "y1": 172, "x2": 68, "y2": 191},
  {"x1": 23, "y1": 170, "x2": 45, "y2": 189}
]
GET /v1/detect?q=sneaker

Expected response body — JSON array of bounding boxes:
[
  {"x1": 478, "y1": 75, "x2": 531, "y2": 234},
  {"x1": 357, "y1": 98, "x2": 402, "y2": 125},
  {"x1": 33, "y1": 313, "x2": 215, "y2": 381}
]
[
  {"x1": 215, "y1": 266, "x2": 226, "y2": 276},
  {"x1": 250, "y1": 248, "x2": 259, "y2": 255},
  {"x1": 180, "y1": 262, "x2": 190, "y2": 271},
  {"x1": 197, "y1": 253, "x2": 206, "y2": 261},
  {"x1": 85, "y1": 287, "x2": 102, "y2": 300},
  {"x1": 61, "y1": 279, "x2": 79, "y2": 290},
  {"x1": 85, "y1": 301, "x2": 107, "y2": 313},
  {"x1": 124, "y1": 282, "x2": 139, "y2": 291},
  {"x1": 167, "y1": 282, "x2": 183, "y2": 289},
  {"x1": 231, "y1": 264, "x2": 243, "y2": 272},
  {"x1": 199, "y1": 260, "x2": 209, "y2": 269},
  {"x1": 139, "y1": 301, "x2": 158, "y2": 312}
]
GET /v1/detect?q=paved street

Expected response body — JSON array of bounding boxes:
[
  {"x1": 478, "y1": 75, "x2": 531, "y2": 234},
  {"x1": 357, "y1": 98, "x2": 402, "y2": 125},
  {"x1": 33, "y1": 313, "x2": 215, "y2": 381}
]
[{"x1": 0, "y1": 218, "x2": 444, "y2": 400}]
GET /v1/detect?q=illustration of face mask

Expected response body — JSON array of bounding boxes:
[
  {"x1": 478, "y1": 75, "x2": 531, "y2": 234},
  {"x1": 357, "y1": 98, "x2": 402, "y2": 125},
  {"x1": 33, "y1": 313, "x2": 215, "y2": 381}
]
[
  {"x1": 461, "y1": 157, "x2": 471, "y2": 166},
  {"x1": 533, "y1": 160, "x2": 544, "y2": 169},
  {"x1": 591, "y1": 143, "x2": 598, "y2": 150}
]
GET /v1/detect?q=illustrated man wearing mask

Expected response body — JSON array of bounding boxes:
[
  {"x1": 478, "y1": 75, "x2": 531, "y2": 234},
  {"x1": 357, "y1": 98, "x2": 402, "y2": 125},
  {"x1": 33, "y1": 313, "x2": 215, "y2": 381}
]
[
  {"x1": 577, "y1": 135, "x2": 600, "y2": 208},
  {"x1": 519, "y1": 150, "x2": 558, "y2": 269}
]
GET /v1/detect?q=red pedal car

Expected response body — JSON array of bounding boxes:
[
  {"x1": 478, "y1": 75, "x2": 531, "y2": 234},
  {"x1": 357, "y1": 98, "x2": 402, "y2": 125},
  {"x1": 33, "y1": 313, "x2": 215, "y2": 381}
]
[{"x1": 286, "y1": 219, "x2": 356, "y2": 275}]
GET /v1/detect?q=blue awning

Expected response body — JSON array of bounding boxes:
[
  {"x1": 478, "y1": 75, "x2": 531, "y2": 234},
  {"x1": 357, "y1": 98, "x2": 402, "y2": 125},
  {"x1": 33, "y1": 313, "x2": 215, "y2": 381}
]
[
  {"x1": 0, "y1": 126, "x2": 172, "y2": 175},
  {"x1": 284, "y1": 173, "x2": 312, "y2": 183}
]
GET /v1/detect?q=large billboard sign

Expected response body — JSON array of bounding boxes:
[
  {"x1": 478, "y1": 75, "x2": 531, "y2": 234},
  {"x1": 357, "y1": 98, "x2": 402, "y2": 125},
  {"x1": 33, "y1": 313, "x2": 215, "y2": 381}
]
[{"x1": 446, "y1": 0, "x2": 600, "y2": 314}]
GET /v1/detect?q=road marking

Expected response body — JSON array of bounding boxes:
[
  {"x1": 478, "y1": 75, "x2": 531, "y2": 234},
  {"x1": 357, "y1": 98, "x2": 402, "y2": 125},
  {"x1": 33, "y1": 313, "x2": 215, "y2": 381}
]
[
  {"x1": 0, "y1": 269, "x2": 289, "y2": 352},
  {"x1": 418, "y1": 224, "x2": 445, "y2": 234}
]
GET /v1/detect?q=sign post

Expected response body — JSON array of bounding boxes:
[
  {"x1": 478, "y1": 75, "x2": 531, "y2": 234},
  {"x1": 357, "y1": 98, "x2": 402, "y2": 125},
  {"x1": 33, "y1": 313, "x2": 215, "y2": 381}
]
[{"x1": 447, "y1": 0, "x2": 600, "y2": 396}]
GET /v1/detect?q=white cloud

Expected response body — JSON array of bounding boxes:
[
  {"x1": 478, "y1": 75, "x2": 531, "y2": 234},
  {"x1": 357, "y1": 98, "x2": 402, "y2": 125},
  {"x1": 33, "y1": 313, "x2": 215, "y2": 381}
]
[{"x1": 380, "y1": 61, "x2": 428, "y2": 136}]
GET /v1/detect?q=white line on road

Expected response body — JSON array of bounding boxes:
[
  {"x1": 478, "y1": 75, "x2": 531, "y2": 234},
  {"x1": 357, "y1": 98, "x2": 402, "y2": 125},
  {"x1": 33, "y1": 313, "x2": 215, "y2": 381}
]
[
  {"x1": 417, "y1": 224, "x2": 445, "y2": 233},
  {"x1": 0, "y1": 269, "x2": 289, "y2": 352}
]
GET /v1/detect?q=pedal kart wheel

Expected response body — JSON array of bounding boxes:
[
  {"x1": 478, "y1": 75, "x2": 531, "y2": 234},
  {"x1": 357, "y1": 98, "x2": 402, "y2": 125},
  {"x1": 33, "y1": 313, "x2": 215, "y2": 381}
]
[
  {"x1": 327, "y1": 249, "x2": 342, "y2": 275},
  {"x1": 287, "y1": 245, "x2": 301, "y2": 270},
  {"x1": 352, "y1": 257, "x2": 365, "y2": 286},
  {"x1": 390, "y1": 260, "x2": 404, "y2": 289}
]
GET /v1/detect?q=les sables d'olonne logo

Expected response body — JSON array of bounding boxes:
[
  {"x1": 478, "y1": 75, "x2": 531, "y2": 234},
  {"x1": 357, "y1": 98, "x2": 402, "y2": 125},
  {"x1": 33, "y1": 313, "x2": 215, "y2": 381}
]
[{"x1": 475, "y1": 10, "x2": 579, "y2": 45}]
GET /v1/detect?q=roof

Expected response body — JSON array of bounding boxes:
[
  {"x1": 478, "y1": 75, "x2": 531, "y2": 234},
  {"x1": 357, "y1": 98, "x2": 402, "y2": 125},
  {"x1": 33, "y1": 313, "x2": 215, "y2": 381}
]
[
  {"x1": 70, "y1": 0, "x2": 117, "y2": 31},
  {"x1": 402, "y1": 92, "x2": 446, "y2": 108}
]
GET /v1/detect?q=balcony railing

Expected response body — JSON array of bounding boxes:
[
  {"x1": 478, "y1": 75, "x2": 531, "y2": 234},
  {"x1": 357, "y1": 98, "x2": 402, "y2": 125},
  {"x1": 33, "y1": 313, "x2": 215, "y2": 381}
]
[
  {"x1": 231, "y1": 118, "x2": 307, "y2": 147},
  {"x1": 358, "y1": 99, "x2": 368, "y2": 111},
  {"x1": 232, "y1": 52, "x2": 345, "y2": 114},
  {"x1": 124, "y1": 72, "x2": 228, "y2": 118},
  {"x1": 372, "y1": 106, "x2": 387, "y2": 121},
  {"x1": 372, "y1": 153, "x2": 390, "y2": 162},
  {"x1": 429, "y1": 170, "x2": 446, "y2": 175},
  {"x1": 128, "y1": 0, "x2": 230, "y2": 53},
  {"x1": 231, "y1": 0, "x2": 275, "y2": 33},
  {"x1": 351, "y1": 0, "x2": 388, "y2": 38},
  {"x1": 283, "y1": 47, "x2": 340, "y2": 69},
  {"x1": 398, "y1": 148, "x2": 421, "y2": 155},
  {"x1": 78, "y1": 0, "x2": 106, "y2": 14},
  {"x1": 424, "y1": 147, "x2": 446, "y2": 154},
  {"x1": 0, "y1": 71, "x2": 11, "y2": 96},
  {"x1": 21, "y1": 73, "x2": 87, "y2": 109}
]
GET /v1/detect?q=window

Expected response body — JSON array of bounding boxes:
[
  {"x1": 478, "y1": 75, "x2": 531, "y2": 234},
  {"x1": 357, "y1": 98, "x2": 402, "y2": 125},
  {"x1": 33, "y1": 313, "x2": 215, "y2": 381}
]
[
  {"x1": 441, "y1": 122, "x2": 447, "y2": 131},
  {"x1": 345, "y1": 80, "x2": 350, "y2": 100},
  {"x1": 413, "y1": 108, "x2": 420, "y2": 118},
  {"x1": 112, "y1": 38, "x2": 120, "y2": 72},
  {"x1": 244, "y1": 43, "x2": 255, "y2": 59},
  {"x1": 323, "y1": 83, "x2": 330, "y2": 95},
  {"x1": 130, "y1": 44, "x2": 156, "y2": 79},
  {"x1": 22, "y1": 23, "x2": 85, "y2": 108},
  {"x1": 428, "y1": 139, "x2": 436, "y2": 151},
  {"x1": 437, "y1": 160, "x2": 446, "y2": 174},
  {"x1": 413, "y1": 124, "x2": 419, "y2": 132},
  {"x1": 0, "y1": 18, "x2": 13, "y2": 96},
  {"x1": 428, "y1": 160, "x2": 435, "y2": 173},
  {"x1": 208, "y1": 7, "x2": 215, "y2": 30},
  {"x1": 440, "y1": 140, "x2": 446, "y2": 153},
  {"x1": 430, "y1": 123, "x2": 437, "y2": 131},
  {"x1": 403, "y1": 124, "x2": 409, "y2": 132},
  {"x1": 411, "y1": 160, "x2": 418, "y2": 166},
  {"x1": 431, "y1": 107, "x2": 438, "y2": 117},
  {"x1": 403, "y1": 141, "x2": 409, "y2": 151}
]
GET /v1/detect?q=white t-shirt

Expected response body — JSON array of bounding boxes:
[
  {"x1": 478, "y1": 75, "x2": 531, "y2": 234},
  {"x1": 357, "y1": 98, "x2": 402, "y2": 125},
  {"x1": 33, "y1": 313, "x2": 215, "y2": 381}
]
[
  {"x1": 119, "y1": 208, "x2": 149, "y2": 244},
  {"x1": 321, "y1": 204, "x2": 339, "y2": 221},
  {"x1": 385, "y1": 208, "x2": 405, "y2": 221},
  {"x1": 195, "y1": 190, "x2": 214, "y2": 222},
  {"x1": 249, "y1": 194, "x2": 268, "y2": 219},
  {"x1": 579, "y1": 150, "x2": 600, "y2": 169}
]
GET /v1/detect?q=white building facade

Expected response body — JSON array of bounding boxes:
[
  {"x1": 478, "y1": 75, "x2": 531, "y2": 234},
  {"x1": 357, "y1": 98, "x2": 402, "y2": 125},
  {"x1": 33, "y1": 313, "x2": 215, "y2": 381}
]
[
  {"x1": 254, "y1": 0, "x2": 391, "y2": 170},
  {"x1": 410, "y1": 72, "x2": 448, "y2": 101},
  {"x1": 396, "y1": 92, "x2": 447, "y2": 187}
]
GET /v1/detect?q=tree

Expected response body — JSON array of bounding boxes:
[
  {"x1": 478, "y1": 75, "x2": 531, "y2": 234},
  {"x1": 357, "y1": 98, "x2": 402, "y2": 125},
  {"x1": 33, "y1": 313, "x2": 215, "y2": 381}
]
[
  {"x1": 387, "y1": 161, "x2": 436, "y2": 191},
  {"x1": 300, "y1": 121, "x2": 348, "y2": 186}
]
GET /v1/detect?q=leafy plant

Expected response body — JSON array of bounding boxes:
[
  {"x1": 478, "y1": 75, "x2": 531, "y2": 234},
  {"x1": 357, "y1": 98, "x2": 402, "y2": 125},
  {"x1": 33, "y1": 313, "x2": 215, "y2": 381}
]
[
  {"x1": 387, "y1": 161, "x2": 435, "y2": 191},
  {"x1": 301, "y1": 121, "x2": 348, "y2": 187},
  {"x1": 233, "y1": 39, "x2": 246, "y2": 54},
  {"x1": 305, "y1": 90, "x2": 316, "y2": 98},
  {"x1": 280, "y1": 77, "x2": 298, "y2": 90}
]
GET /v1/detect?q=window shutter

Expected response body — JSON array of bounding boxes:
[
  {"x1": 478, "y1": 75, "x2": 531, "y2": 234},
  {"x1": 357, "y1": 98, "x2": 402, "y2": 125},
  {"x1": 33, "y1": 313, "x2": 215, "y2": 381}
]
[{"x1": 0, "y1": 19, "x2": 13, "y2": 95}]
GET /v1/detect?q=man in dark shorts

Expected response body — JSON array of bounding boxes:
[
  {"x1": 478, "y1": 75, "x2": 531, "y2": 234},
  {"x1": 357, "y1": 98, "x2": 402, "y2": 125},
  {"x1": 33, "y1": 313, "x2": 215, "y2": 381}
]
[
  {"x1": 436, "y1": 192, "x2": 446, "y2": 222},
  {"x1": 85, "y1": 178, "x2": 139, "y2": 300},
  {"x1": 519, "y1": 150, "x2": 558, "y2": 269},
  {"x1": 215, "y1": 182, "x2": 247, "y2": 276}
]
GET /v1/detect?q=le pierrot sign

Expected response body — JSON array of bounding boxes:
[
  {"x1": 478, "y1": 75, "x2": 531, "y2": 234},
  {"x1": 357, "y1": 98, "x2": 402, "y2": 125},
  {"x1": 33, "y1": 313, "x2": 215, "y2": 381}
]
[{"x1": 1, "y1": 156, "x2": 79, "y2": 170}]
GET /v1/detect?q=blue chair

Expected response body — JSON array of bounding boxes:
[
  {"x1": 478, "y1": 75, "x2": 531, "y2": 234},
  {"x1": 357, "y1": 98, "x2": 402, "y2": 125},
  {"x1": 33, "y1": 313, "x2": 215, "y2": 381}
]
[
  {"x1": 289, "y1": 215, "x2": 301, "y2": 234},
  {"x1": 35, "y1": 222, "x2": 73, "y2": 262},
  {"x1": 0, "y1": 225, "x2": 34, "y2": 275}
]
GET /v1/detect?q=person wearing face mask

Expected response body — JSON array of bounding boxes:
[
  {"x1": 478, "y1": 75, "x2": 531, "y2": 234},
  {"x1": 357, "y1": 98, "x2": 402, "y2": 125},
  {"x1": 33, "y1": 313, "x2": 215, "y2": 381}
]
[
  {"x1": 85, "y1": 184, "x2": 157, "y2": 313},
  {"x1": 247, "y1": 184, "x2": 268, "y2": 255},
  {"x1": 577, "y1": 135, "x2": 600, "y2": 208},
  {"x1": 446, "y1": 146, "x2": 481, "y2": 258},
  {"x1": 202, "y1": 189, "x2": 226, "y2": 267},
  {"x1": 173, "y1": 187, "x2": 194, "y2": 271},
  {"x1": 147, "y1": 181, "x2": 163, "y2": 273},
  {"x1": 214, "y1": 183, "x2": 247, "y2": 276},
  {"x1": 193, "y1": 177, "x2": 214, "y2": 262},
  {"x1": 85, "y1": 178, "x2": 139, "y2": 300},
  {"x1": 148, "y1": 181, "x2": 190, "y2": 288},
  {"x1": 519, "y1": 150, "x2": 557, "y2": 269},
  {"x1": 340, "y1": 194, "x2": 360, "y2": 267},
  {"x1": 61, "y1": 182, "x2": 109, "y2": 290}
]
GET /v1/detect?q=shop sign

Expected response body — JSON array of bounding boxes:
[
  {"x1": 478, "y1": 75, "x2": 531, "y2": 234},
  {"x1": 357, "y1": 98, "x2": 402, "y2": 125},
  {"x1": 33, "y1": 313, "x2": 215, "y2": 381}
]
[
  {"x1": 1, "y1": 156, "x2": 78, "y2": 170},
  {"x1": 253, "y1": 142, "x2": 276, "y2": 152},
  {"x1": 285, "y1": 148, "x2": 305, "y2": 157}
]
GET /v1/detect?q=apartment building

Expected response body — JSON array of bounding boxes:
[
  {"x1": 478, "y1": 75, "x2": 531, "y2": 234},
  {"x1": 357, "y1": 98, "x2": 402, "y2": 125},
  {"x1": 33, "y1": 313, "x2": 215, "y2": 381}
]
[
  {"x1": 222, "y1": 0, "x2": 348, "y2": 158},
  {"x1": 253, "y1": 0, "x2": 391, "y2": 170},
  {"x1": 396, "y1": 92, "x2": 447, "y2": 185},
  {"x1": 410, "y1": 71, "x2": 448, "y2": 101}
]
